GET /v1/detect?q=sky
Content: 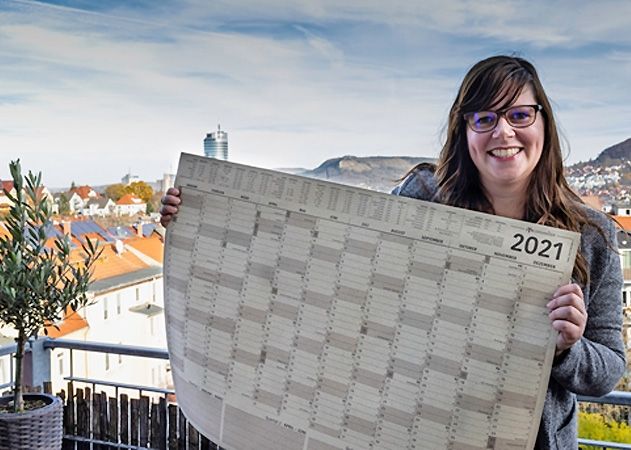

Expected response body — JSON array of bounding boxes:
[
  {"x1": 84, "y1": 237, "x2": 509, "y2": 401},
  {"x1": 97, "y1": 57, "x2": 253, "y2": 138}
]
[{"x1": 1, "y1": 0, "x2": 630, "y2": 189}]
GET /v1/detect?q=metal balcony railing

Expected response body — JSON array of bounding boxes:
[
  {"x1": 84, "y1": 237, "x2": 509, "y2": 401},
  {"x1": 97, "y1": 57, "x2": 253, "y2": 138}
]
[{"x1": 0, "y1": 338, "x2": 629, "y2": 449}]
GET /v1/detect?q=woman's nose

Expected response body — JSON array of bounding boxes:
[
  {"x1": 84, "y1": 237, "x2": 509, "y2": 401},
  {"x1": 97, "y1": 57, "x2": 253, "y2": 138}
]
[{"x1": 492, "y1": 115, "x2": 516, "y2": 138}]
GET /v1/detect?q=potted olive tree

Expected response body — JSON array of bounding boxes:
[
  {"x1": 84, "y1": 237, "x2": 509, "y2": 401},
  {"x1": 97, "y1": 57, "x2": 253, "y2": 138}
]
[{"x1": 0, "y1": 160, "x2": 101, "y2": 449}]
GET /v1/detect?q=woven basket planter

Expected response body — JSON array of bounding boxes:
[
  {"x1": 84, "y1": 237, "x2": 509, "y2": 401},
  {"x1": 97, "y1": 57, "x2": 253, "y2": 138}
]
[{"x1": 0, "y1": 392, "x2": 63, "y2": 450}]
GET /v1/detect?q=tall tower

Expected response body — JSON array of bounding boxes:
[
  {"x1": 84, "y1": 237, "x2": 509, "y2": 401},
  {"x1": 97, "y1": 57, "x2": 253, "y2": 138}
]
[{"x1": 203, "y1": 124, "x2": 228, "y2": 160}]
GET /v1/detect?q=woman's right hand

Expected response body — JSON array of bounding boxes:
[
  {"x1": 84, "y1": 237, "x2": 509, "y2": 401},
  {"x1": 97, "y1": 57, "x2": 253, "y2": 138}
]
[{"x1": 160, "y1": 187, "x2": 181, "y2": 227}]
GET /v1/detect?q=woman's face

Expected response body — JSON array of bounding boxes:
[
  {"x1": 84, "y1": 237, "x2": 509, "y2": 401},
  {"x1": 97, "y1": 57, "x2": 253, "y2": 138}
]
[{"x1": 466, "y1": 85, "x2": 544, "y2": 193}]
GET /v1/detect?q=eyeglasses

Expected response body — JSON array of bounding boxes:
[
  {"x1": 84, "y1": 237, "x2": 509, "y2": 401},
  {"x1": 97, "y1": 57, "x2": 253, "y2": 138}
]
[{"x1": 463, "y1": 104, "x2": 543, "y2": 133}]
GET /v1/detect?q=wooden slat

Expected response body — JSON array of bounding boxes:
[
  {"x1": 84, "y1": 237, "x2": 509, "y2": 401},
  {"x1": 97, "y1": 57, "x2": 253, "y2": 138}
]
[
  {"x1": 92, "y1": 391, "x2": 102, "y2": 450},
  {"x1": 76, "y1": 387, "x2": 90, "y2": 450},
  {"x1": 151, "y1": 401, "x2": 161, "y2": 449},
  {"x1": 130, "y1": 398, "x2": 140, "y2": 446},
  {"x1": 188, "y1": 423, "x2": 199, "y2": 450},
  {"x1": 168, "y1": 404, "x2": 178, "y2": 450},
  {"x1": 178, "y1": 409, "x2": 187, "y2": 450},
  {"x1": 160, "y1": 398, "x2": 168, "y2": 450},
  {"x1": 139, "y1": 395, "x2": 150, "y2": 447},
  {"x1": 120, "y1": 393, "x2": 129, "y2": 445},
  {"x1": 61, "y1": 383, "x2": 74, "y2": 450},
  {"x1": 108, "y1": 396, "x2": 119, "y2": 449}
]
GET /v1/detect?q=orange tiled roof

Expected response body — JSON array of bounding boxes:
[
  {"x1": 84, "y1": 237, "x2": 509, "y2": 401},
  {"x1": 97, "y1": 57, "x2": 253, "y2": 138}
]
[
  {"x1": 1, "y1": 181, "x2": 14, "y2": 193},
  {"x1": 88, "y1": 243, "x2": 150, "y2": 282},
  {"x1": 613, "y1": 216, "x2": 631, "y2": 231},
  {"x1": 117, "y1": 193, "x2": 144, "y2": 205},
  {"x1": 44, "y1": 307, "x2": 89, "y2": 338},
  {"x1": 69, "y1": 185, "x2": 95, "y2": 200},
  {"x1": 126, "y1": 234, "x2": 164, "y2": 263}
]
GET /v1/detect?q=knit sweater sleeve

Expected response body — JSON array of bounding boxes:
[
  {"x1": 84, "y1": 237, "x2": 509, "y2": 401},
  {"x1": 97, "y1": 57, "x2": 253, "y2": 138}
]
[{"x1": 550, "y1": 213, "x2": 626, "y2": 396}]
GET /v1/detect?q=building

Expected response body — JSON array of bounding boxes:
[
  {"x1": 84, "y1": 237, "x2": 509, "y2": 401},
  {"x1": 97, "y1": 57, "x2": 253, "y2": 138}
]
[
  {"x1": 158, "y1": 173, "x2": 175, "y2": 193},
  {"x1": 67, "y1": 185, "x2": 99, "y2": 213},
  {"x1": 204, "y1": 124, "x2": 228, "y2": 160},
  {"x1": 122, "y1": 173, "x2": 140, "y2": 185},
  {"x1": 115, "y1": 193, "x2": 146, "y2": 216},
  {"x1": 0, "y1": 219, "x2": 168, "y2": 393}
]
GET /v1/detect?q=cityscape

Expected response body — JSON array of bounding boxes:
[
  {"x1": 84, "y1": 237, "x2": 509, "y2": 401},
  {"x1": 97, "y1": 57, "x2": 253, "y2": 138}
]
[{"x1": 1, "y1": 127, "x2": 630, "y2": 447}]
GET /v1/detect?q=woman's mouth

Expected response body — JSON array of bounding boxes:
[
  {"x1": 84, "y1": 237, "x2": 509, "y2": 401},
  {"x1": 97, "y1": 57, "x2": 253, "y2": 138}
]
[{"x1": 488, "y1": 147, "x2": 522, "y2": 158}]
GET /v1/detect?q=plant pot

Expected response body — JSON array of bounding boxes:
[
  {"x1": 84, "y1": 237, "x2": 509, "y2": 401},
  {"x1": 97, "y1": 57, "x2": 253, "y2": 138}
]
[{"x1": 0, "y1": 392, "x2": 63, "y2": 450}]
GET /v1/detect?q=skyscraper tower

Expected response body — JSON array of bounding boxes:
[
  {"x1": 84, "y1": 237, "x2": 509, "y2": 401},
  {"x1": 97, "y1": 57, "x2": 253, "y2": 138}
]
[{"x1": 203, "y1": 124, "x2": 228, "y2": 160}]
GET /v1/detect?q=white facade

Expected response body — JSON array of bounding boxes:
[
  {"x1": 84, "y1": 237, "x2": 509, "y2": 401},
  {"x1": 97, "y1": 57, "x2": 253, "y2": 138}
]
[{"x1": 49, "y1": 274, "x2": 169, "y2": 395}]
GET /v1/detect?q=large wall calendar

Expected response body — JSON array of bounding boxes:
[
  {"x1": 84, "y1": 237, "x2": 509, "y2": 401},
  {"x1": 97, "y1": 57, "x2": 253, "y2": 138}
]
[{"x1": 164, "y1": 153, "x2": 580, "y2": 450}]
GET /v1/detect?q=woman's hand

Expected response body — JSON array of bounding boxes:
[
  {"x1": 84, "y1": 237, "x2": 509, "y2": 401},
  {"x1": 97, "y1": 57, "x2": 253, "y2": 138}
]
[
  {"x1": 160, "y1": 187, "x2": 181, "y2": 227},
  {"x1": 547, "y1": 283, "x2": 587, "y2": 356}
]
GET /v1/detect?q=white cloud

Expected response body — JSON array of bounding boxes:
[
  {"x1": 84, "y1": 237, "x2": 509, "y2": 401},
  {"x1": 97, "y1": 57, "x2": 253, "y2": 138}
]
[{"x1": 0, "y1": 0, "x2": 629, "y2": 186}]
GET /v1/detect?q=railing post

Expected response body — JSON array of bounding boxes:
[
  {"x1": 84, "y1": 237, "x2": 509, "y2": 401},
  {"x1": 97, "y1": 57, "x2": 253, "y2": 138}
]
[{"x1": 23, "y1": 337, "x2": 52, "y2": 391}]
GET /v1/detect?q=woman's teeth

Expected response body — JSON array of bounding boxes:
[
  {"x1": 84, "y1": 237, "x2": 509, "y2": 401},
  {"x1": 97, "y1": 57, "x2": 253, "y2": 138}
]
[{"x1": 490, "y1": 147, "x2": 520, "y2": 158}]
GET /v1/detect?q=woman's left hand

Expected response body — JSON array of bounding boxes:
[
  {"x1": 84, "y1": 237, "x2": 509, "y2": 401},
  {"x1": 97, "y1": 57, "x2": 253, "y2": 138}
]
[{"x1": 547, "y1": 283, "x2": 587, "y2": 355}]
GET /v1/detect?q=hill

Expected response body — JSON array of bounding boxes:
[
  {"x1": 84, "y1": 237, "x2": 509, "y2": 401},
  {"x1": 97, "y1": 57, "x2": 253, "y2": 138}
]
[
  {"x1": 569, "y1": 138, "x2": 631, "y2": 170},
  {"x1": 295, "y1": 155, "x2": 436, "y2": 192},
  {"x1": 593, "y1": 138, "x2": 631, "y2": 166}
]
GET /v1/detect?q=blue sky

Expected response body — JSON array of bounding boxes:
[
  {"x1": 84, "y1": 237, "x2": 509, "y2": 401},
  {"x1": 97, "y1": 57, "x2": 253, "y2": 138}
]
[{"x1": 1, "y1": 0, "x2": 630, "y2": 188}]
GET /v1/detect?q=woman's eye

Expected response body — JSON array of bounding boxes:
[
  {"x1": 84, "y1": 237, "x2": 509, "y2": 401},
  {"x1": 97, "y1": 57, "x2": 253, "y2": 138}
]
[
  {"x1": 475, "y1": 114, "x2": 494, "y2": 125},
  {"x1": 509, "y1": 109, "x2": 532, "y2": 122}
]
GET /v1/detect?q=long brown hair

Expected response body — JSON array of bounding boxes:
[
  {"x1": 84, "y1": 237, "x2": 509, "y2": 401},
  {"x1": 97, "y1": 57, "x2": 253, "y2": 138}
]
[{"x1": 409, "y1": 55, "x2": 607, "y2": 286}]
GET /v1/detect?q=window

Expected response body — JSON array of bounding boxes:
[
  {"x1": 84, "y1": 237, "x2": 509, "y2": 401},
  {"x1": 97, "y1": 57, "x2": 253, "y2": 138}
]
[
  {"x1": 57, "y1": 353, "x2": 64, "y2": 376},
  {"x1": 622, "y1": 251, "x2": 631, "y2": 270},
  {"x1": 103, "y1": 297, "x2": 109, "y2": 320},
  {"x1": 116, "y1": 294, "x2": 121, "y2": 315}
]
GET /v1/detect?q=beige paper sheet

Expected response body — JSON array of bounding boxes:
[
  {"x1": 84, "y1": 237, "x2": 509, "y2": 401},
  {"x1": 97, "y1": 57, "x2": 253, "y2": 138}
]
[{"x1": 164, "y1": 153, "x2": 580, "y2": 450}]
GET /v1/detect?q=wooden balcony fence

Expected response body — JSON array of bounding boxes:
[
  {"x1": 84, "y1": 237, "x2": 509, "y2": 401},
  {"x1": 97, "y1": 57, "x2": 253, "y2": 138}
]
[{"x1": 42, "y1": 382, "x2": 222, "y2": 450}]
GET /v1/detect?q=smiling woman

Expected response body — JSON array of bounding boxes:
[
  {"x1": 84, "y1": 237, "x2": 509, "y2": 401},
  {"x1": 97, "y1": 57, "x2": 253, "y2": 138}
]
[{"x1": 392, "y1": 54, "x2": 625, "y2": 450}]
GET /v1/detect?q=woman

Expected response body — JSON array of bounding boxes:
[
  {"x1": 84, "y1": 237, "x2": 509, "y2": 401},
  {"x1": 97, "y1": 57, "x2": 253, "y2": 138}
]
[
  {"x1": 390, "y1": 55, "x2": 625, "y2": 449},
  {"x1": 161, "y1": 55, "x2": 625, "y2": 449}
]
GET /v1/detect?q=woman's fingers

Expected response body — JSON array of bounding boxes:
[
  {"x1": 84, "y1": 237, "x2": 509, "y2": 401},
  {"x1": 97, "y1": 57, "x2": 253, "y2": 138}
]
[
  {"x1": 160, "y1": 188, "x2": 182, "y2": 227},
  {"x1": 547, "y1": 283, "x2": 587, "y2": 353}
]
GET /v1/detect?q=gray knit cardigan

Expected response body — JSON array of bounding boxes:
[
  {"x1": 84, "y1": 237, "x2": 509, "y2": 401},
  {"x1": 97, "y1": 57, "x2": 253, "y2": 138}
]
[{"x1": 392, "y1": 168, "x2": 626, "y2": 450}]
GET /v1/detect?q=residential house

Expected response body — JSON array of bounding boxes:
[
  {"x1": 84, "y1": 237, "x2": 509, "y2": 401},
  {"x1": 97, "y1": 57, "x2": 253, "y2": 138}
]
[
  {"x1": 40, "y1": 219, "x2": 168, "y2": 394},
  {"x1": 115, "y1": 193, "x2": 146, "y2": 216},
  {"x1": 1, "y1": 181, "x2": 55, "y2": 214},
  {"x1": 85, "y1": 197, "x2": 115, "y2": 217},
  {"x1": 0, "y1": 181, "x2": 16, "y2": 214},
  {"x1": 68, "y1": 185, "x2": 99, "y2": 213}
]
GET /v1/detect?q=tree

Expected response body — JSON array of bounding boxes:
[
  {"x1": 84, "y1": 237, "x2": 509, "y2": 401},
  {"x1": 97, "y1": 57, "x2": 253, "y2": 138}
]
[
  {"x1": 579, "y1": 411, "x2": 631, "y2": 449},
  {"x1": 0, "y1": 160, "x2": 101, "y2": 412},
  {"x1": 105, "y1": 183, "x2": 127, "y2": 201},
  {"x1": 126, "y1": 181, "x2": 153, "y2": 204},
  {"x1": 58, "y1": 193, "x2": 70, "y2": 216}
]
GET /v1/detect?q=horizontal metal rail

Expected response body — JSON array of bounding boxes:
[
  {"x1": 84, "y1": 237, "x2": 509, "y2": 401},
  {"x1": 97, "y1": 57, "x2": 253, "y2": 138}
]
[
  {"x1": 63, "y1": 434, "x2": 159, "y2": 449},
  {"x1": 578, "y1": 391, "x2": 631, "y2": 407},
  {"x1": 578, "y1": 437, "x2": 631, "y2": 449},
  {"x1": 65, "y1": 376, "x2": 174, "y2": 395},
  {"x1": 43, "y1": 337, "x2": 169, "y2": 359},
  {"x1": 0, "y1": 342, "x2": 17, "y2": 357}
]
